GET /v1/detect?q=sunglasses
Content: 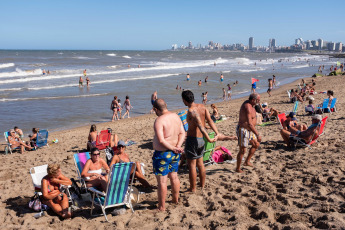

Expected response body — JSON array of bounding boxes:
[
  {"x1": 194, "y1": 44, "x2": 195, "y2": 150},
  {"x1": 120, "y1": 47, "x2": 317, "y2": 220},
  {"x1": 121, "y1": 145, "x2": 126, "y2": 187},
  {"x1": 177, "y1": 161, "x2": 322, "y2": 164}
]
[{"x1": 92, "y1": 153, "x2": 100, "y2": 156}]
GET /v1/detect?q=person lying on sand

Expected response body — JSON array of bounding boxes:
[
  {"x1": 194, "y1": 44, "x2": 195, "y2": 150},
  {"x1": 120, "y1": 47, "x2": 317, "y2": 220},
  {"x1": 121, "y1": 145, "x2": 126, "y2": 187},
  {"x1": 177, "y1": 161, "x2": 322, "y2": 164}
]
[
  {"x1": 280, "y1": 114, "x2": 322, "y2": 147},
  {"x1": 81, "y1": 148, "x2": 109, "y2": 192},
  {"x1": 41, "y1": 163, "x2": 72, "y2": 219},
  {"x1": 110, "y1": 140, "x2": 153, "y2": 188}
]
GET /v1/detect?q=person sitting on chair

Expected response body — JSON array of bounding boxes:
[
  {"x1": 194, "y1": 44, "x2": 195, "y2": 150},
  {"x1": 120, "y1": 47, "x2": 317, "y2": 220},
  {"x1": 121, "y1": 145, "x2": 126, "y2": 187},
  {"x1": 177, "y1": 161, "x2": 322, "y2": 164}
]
[
  {"x1": 81, "y1": 148, "x2": 109, "y2": 192},
  {"x1": 41, "y1": 163, "x2": 72, "y2": 219},
  {"x1": 29, "y1": 128, "x2": 39, "y2": 147},
  {"x1": 261, "y1": 102, "x2": 280, "y2": 121},
  {"x1": 109, "y1": 140, "x2": 152, "y2": 188},
  {"x1": 210, "y1": 104, "x2": 220, "y2": 122},
  {"x1": 7, "y1": 129, "x2": 33, "y2": 154},
  {"x1": 281, "y1": 112, "x2": 307, "y2": 132},
  {"x1": 87, "y1": 124, "x2": 98, "y2": 150},
  {"x1": 280, "y1": 114, "x2": 322, "y2": 147}
]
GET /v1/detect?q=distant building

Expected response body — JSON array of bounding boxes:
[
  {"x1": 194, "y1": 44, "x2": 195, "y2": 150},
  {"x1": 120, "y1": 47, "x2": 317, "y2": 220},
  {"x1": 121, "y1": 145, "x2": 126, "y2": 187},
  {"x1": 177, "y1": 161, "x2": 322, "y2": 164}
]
[
  {"x1": 249, "y1": 37, "x2": 254, "y2": 50},
  {"x1": 335, "y1": 42, "x2": 342, "y2": 52},
  {"x1": 318, "y1": 38, "x2": 323, "y2": 50},
  {"x1": 328, "y1": 42, "x2": 335, "y2": 51},
  {"x1": 188, "y1": 41, "x2": 193, "y2": 49},
  {"x1": 171, "y1": 44, "x2": 178, "y2": 50}
]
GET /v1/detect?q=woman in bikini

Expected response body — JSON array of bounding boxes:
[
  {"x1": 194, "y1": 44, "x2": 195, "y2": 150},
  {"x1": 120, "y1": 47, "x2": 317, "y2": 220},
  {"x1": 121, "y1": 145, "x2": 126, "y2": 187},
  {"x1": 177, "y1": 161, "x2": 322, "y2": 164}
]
[
  {"x1": 111, "y1": 96, "x2": 119, "y2": 121},
  {"x1": 41, "y1": 163, "x2": 72, "y2": 219},
  {"x1": 87, "y1": 124, "x2": 97, "y2": 150},
  {"x1": 81, "y1": 148, "x2": 110, "y2": 192},
  {"x1": 122, "y1": 95, "x2": 132, "y2": 119},
  {"x1": 109, "y1": 140, "x2": 152, "y2": 188}
]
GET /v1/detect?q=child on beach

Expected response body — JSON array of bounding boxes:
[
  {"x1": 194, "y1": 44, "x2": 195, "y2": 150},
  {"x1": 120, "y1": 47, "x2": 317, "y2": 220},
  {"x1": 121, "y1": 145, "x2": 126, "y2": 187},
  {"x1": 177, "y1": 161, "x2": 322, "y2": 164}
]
[{"x1": 117, "y1": 99, "x2": 122, "y2": 119}]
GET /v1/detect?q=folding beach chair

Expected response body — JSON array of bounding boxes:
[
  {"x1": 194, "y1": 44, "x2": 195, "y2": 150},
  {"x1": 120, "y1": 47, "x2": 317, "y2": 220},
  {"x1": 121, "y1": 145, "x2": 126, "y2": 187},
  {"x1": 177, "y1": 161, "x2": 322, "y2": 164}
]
[
  {"x1": 292, "y1": 101, "x2": 299, "y2": 114},
  {"x1": 291, "y1": 116, "x2": 328, "y2": 148},
  {"x1": 36, "y1": 129, "x2": 49, "y2": 148},
  {"x1": 73, "y1": 152, "x2": 90, "y2": 190},
  {"x1": 278, "y1": 113, "x2": 287, "y2": 129},
  {"x1": 287, "y1": 90, "x2": 291, "y2": 99},
  {"x1": 177, "y1": 109, "x2": 188, "y2": 132},
  {"x1": 95, "y1": 130, "x2": 111, "y2": 150},
  {"x1": 203, "y1": 132, "x2": 216, "y2": 166},
  {"x1": 316, "y1": 98, "x2": 329, "y2": 114},
  {"x1": 30, "y1": 164, "x2": 73, "y2": 204},
  {"x1": 89, "y1": 162, "x2": 136, "y2": 222},
  {"x1": 4, "y1": 131, "x2": 20, "y2": 154}
]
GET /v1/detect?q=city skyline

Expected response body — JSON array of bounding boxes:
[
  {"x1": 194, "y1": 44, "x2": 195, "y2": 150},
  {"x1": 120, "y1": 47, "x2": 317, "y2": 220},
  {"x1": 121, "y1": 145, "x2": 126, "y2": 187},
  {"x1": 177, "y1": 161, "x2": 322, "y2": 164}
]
[{"x1": 1, "y1": 0, "x2": 345, "y2": 50}]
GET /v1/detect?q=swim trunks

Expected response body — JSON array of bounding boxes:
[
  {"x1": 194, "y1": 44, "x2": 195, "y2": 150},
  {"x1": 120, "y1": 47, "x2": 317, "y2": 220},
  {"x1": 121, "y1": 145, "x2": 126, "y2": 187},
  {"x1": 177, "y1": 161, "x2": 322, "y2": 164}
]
[
  {"x1": 151, "y1": 100, "x2": 155, "y2": 105},
  {"x1": 152, "y1": 150, "x2": 180, "y2": 176},
  {"x1": 184, "y1": 136, "x2": 205, "y2": 160},
  {"x1": 252, "y1": 83, "x2": 256, "y2": 89},
  {"x1": 236, "y1": 125, "x2": 257, "y2": 148},
  {"x1": 221, "y1": 78, "x2": 224, "y2": 82}
]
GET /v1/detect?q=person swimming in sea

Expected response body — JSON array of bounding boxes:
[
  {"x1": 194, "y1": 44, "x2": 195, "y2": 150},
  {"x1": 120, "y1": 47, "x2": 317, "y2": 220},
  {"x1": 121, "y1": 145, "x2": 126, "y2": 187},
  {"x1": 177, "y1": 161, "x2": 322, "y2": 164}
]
[
  {"x1": 220, "y1": 74, "x2": 224, "y2": 82},
  {"x1": 186, "y1": 74, "x2": 190, "y2": 81}
]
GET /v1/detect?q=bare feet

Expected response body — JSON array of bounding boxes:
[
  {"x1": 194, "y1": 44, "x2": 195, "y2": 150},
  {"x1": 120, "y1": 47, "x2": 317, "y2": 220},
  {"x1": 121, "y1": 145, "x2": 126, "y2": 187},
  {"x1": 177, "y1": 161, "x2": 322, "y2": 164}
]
[
  {"x1": 185, "y1": 188, "x2": 196, "y2": 193},
  {"x1": 157, "y1": 206, "x2": 165, "y2": 212},
  {"x1": 243, "y1": 162, "x2": 254, "y2": 167}
]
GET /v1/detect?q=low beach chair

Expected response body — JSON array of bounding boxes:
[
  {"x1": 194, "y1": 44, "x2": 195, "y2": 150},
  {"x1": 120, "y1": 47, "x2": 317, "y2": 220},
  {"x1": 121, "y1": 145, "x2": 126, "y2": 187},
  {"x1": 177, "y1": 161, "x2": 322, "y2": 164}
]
[
  {"x1": 203, "y1": 132, "x2": 216, "y2": 166},
  {"x1": 95, "y1": 130, "x2": 111, "y2": 150},
  {"x1": 177, "y1": 109, "x2": 188, "y2": 132},
  {"x1": 30, "y1": 164, "x2": 74, "y2": 203},
  {"x1": 73, "y1": 152, "x2": 90, "y2": 190},
  {"x1": 36, "y1": 129, "x2": 49, "y2": 148},
  {"x1": 89, "y1": 162, "x2": 136, "y2": 222},
  {"x1": 316, "y1": 98, "x2": 329, "y2": 114},
  {"x1": 278, "y1": 113, "x2": 287, "y2": 129},
  {"x1": 291, "y1": 116, "x2": 328, "y2": 148},
  {"x1": 4, "y1": 131, "x2": 20, "y2": 154}
]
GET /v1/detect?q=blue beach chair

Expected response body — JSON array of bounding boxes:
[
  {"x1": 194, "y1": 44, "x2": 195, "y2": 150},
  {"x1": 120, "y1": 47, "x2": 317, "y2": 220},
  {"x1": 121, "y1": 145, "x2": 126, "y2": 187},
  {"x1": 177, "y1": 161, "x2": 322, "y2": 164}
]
[
  {"x1": 4, "y1": 131, "x2": 20, "y2": 154},
  {"x1": 293, "y1": 101, "x2": 299, "y2": 114},
  {"x1": 178, "y1": 109, "x2": 188, "y2": 132},
  {"x1": 317, "y1": 99, "x2": 329, "y2": 114},
  {"x1": 73, "y1": 152, "x2": 91, "y2": 190},
  {"x1": 36, "y1": 129, "x2": 49, "y2": 148},
  {"x1": 89, "y1": 162, "x2": 136, "y2": 222}
]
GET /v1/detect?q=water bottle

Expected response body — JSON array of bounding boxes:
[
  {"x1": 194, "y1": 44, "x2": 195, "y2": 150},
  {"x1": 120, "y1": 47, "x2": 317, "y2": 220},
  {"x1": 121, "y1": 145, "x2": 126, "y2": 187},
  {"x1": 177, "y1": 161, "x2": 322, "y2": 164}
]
[{"x1": 34, "y1": 211, "x2": 45, "y2": 219}]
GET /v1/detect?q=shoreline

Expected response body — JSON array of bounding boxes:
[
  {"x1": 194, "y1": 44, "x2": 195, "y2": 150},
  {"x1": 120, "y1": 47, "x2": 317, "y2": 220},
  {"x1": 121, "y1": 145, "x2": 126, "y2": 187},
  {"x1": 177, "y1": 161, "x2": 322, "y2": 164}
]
[{"x1": 1, "y1": 73, "x2": 344, "y2": 229}]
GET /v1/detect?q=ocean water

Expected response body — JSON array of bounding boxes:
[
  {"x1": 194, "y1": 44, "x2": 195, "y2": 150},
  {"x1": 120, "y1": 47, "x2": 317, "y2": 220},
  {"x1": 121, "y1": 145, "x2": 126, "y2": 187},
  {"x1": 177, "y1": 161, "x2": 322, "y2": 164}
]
[{"x1": 0, "y1": 50, "x2": 336, "y2": 134}]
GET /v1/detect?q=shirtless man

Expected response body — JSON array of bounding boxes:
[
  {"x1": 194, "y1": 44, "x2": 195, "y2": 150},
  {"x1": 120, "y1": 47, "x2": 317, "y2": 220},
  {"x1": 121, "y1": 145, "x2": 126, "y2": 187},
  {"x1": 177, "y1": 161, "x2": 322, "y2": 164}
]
[
  {"x1": 272, "y1": 75, "x2": 277, "y2": 88},
  {"x1": 236, "y1": 93, "x2": 261, "y2": 173},
  {"x1": 150, "y1": 91, "x2": 158, "y2": 114},
  {"x1": 182, "y1": 90, "x2": 219, "y2": 192},
  {"x1": 79, "y1": 76, "x2": 83, "y2": 87},
  {"x1": 153, "y1": 99, "x2": 185, "y2": 211},
  {"x1": 267, "y1": 78, "x2": 273, "y2": 97},
  {"x1": 281, "y1": 114, "x2": 322, "y2": 147},
  {"x1": 83, "y1": 69, "x2": 87, "y2": 77}
]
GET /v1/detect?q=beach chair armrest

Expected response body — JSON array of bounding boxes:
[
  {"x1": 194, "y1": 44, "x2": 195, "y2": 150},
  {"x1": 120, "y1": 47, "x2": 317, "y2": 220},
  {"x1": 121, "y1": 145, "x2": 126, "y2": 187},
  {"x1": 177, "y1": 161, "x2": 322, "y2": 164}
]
[{"x1": 88, "y1": 187, "x2": 106, "y2": 196}]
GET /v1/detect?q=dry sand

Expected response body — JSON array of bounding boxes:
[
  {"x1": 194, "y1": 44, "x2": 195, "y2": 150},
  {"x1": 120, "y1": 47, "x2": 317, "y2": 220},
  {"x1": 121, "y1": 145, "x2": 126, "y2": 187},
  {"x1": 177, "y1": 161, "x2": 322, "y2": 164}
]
[{"x1": 0, "y1": 75, "x2": 344, "y2": 229}]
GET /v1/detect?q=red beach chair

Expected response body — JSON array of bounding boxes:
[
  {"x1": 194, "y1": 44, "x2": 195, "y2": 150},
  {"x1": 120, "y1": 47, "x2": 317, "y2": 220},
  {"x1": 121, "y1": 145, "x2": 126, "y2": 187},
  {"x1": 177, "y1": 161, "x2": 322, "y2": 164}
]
[{"x1": 95, "y1": 130, "x2": 111, "y2": 150}]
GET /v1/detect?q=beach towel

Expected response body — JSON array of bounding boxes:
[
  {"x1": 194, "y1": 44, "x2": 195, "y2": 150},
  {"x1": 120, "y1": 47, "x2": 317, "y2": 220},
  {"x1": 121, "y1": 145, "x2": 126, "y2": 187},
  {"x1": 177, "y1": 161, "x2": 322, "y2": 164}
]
[{"x1": 178, "y1": 109, "x2": 188, "y2": 132}]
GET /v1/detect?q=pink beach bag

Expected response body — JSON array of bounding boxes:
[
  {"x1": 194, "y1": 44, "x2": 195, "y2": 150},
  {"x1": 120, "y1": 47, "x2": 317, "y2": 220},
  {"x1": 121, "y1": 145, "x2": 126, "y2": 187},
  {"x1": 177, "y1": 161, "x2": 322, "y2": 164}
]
[{"x1": 212, "y1": 147, "x2": 232, "y2": 163}]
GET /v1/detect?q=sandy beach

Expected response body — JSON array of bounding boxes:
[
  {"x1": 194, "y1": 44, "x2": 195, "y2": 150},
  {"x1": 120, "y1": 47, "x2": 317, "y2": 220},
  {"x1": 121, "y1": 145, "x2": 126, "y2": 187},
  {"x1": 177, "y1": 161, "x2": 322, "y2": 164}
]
[{"x1": 1, "y1": 74, "x2": 344, "y2": 229}]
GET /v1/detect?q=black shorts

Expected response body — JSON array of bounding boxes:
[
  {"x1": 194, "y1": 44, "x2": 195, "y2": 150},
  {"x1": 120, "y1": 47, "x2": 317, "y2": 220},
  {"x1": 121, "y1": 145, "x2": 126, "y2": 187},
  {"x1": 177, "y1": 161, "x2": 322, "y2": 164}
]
[{"x1": 184, "y1": 136, "x2": 205, "y2": 160}]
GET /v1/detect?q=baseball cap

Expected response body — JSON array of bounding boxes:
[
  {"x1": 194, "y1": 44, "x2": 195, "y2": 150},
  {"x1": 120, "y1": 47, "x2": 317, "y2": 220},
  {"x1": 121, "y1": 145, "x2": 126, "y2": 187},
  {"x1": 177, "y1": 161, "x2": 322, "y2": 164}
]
[
  {"x1": 312, "y1": 114, "x2": 322, "y2": 121},
  {"x1": 117, "y1": 140, "x2": 126, "y2": 147},
  {"x1": 288, "y1": 112, "x2": 297, "y2": 121}
]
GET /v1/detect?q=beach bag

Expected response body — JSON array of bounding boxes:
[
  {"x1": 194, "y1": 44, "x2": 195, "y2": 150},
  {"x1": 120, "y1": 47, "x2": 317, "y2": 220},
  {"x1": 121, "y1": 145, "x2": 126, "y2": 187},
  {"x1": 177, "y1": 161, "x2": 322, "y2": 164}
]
[
  {"x1": 29, "y1": 194, "x2": 42, "y2": 212},
  {"x1": 212, "y1": 147, "x2": 232, "y2": 163}
]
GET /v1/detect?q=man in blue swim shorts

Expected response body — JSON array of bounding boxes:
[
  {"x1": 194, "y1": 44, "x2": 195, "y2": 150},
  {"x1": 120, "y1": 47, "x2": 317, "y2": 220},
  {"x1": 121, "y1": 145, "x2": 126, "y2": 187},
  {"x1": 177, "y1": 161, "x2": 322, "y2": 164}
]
[
  {"x1": 153, "y1": 99, "x2": 185, "y2": 211},
  {"x1": 181, "y1": 90, "x2": 220, "y2": 193}
]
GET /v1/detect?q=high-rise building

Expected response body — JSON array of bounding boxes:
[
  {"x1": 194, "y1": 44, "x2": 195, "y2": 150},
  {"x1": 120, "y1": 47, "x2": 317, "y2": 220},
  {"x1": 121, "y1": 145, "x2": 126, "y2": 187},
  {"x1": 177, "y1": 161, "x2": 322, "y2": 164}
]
[
  {"x1": 249, "y1": 37, "x2": 254, "y2": 50},
  {"x1": 188, "y1": 41, "x2": 193, "y2": 49},
  {"x1": 328, "y1": 42, "x2": 335, "y2": 51},
  {"x1": 318, "y1": 38, "x2": 323, "y2": 50},
  {"x1": 271, "y1": 39, "x2": 276, "y2": 48},
  {"x1": 335, "y1": 42, "x2": 343, "y2": 52},
  {"x1": 171, "y1": 44, "x2": 178, "y2": 50}
]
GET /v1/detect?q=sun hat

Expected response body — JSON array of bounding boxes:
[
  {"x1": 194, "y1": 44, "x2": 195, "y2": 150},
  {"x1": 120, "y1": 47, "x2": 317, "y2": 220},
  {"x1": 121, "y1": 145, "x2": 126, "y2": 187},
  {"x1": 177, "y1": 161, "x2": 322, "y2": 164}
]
[
  {"x1": 288, "y1": 112, "x2": 297, "y2": 121},
  {"x1": 117, "y1": 140, "x2": 126, "y2": 147},
  {"x1": 312, "y1": 114, "x2": 322, "y2": 121}
]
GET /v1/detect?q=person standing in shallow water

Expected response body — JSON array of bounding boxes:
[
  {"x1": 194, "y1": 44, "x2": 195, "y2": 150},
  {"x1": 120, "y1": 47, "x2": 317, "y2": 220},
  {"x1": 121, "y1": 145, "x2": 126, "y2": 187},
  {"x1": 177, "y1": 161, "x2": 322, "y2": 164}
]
[{"x1": 236, "y1": 93, "x2": 261, "y2": 173}]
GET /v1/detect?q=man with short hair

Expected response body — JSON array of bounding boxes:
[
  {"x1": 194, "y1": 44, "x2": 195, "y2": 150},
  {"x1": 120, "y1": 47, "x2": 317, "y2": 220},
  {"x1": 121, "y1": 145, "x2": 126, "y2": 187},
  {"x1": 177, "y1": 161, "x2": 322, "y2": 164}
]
[
  {"x1": 281, "y1": 114, "x2": 322, "y2": 147},
  {"x1": 236, "y1": 93, "x2": 261, "y2": 173},
  {"x1": 181, "y1": 90, "x2": 219, "y2": 192},
  {"x1": 153, "y1": 98, "x2": 185, "y2": 211}
]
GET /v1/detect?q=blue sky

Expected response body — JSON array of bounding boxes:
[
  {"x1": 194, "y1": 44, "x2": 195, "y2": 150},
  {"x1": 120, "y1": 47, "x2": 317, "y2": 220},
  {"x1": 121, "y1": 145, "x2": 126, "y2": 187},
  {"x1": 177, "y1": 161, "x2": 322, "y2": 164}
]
[{"x1": 0, "y1": 0, "x2": 344, "y2": 50}]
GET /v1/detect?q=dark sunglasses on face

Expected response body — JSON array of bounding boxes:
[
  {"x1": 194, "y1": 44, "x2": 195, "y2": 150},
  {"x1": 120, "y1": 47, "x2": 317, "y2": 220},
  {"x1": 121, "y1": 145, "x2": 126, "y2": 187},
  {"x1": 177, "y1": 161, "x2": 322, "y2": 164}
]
[{"x1": 92, "y1": 153, "x2": 100, "y2": 156}]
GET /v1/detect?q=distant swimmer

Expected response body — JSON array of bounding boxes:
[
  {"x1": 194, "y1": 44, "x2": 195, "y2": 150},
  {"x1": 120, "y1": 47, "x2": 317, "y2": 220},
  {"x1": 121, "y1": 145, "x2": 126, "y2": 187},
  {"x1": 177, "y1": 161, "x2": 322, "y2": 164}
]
[
  {"x1": 220, "y1": 74, "x2": 224, "y2": 82},
  {"x1": 205, "y1": 76, "x2": 208, "y2": 83},
  {"x1": 198, "y1": 80, "x2": 202, "y2": 86},
  {"x1": 214, "y1": 62, "x2": 216, "y2": 66},
  {"x1": 186, "y1": 74, "x2": 190, "y2": 81},
  {"x1": 42, "y1": 69, "x2": 46, "y2": 75},
  {"x1": 138, "y1": 64, "x2": 140, "y2": 68},
  {"x1": 83, "y1": 69, "x2": 87, "y2": 77},
  {"x1": 47, "y1": 70, "x2": 50, "y2": 75},
  {"x1": 86, "y1": 77, "x2": 90, "y2": 86},
  {"x1": 176, "y1": 85, "x2": 179, "y2": 90},
  {"x1": 79, "y1": 76, "x2": 83, "y2": 87},
  {"x1": 128, "y1": 64, "x2": 131, "y2": 68}
]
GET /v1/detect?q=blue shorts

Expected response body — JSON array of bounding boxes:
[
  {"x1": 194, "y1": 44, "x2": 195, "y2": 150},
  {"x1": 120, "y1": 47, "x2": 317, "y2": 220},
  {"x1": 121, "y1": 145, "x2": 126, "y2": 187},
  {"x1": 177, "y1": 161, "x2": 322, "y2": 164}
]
[{"x1": 152, "y1": 150, "x2": 180, "y2": 176}]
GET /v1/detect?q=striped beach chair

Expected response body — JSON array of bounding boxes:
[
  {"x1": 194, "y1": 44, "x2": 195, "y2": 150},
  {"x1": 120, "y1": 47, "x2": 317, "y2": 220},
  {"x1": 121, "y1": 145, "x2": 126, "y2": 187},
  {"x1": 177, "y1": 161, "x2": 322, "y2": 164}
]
[
  {"x1": 89, "y1": 162, "x2": 136, "y2": 222},
  {"x1": 177, "y1": 109, "x2": 188, "y2": 132},
  {"x1": 73, "y1": 152, "x2": 90, "y2": 190}
]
